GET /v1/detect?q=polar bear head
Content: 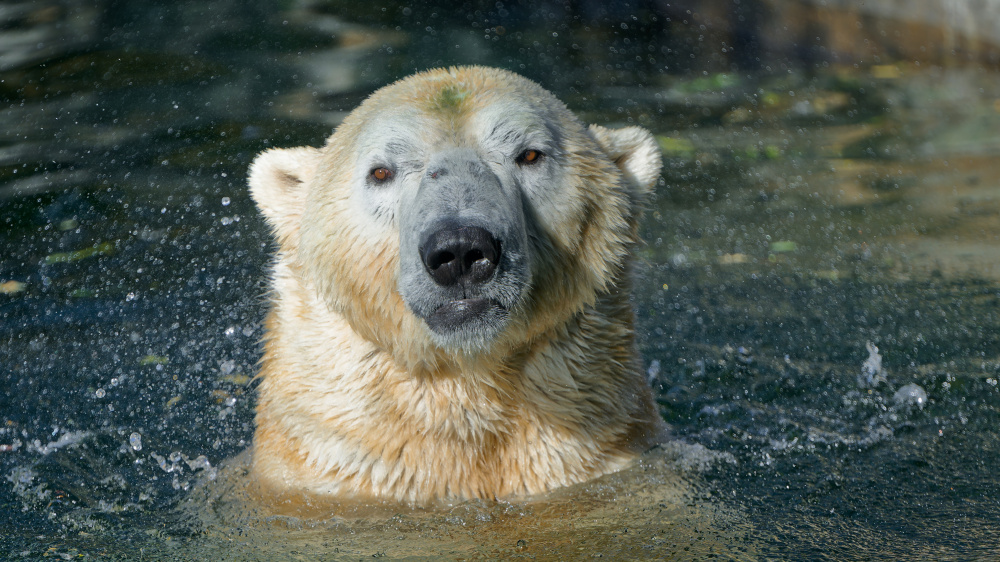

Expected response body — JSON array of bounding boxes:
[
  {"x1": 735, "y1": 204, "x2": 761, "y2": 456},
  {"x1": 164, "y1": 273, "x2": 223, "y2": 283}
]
[{"x1": 249, "y1": 66, "x2": 661, "y2": 364}]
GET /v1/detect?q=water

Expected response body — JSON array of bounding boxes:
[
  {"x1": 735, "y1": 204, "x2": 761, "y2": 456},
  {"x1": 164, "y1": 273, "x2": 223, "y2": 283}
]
[{"x1": 2, "y1": 1, "x2": 1000, "y2": 559}]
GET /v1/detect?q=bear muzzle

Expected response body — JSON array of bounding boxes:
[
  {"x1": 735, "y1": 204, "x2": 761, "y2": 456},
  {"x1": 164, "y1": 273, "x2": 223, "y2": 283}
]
[
  {"x1": 398, "y1": 149, "x2": 531, "y2": 350},
  {"x1": 418, "y1": 225, "x2": 506, "y2": 334}
]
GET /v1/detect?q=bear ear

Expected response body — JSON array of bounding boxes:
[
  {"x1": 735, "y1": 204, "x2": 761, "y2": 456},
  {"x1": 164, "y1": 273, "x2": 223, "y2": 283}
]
[
  {"x1": 248, "y1": 147, "x2": 321, "y2": 246},
  {"x1": 588, "y1": 124, "x2": 662, "y2": 195}
]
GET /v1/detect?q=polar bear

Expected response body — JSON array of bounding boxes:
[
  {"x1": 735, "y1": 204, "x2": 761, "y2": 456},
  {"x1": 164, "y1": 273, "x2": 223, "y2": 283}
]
[{"x1": 247, "y1": 66, "x2": 664, "y2": 505}]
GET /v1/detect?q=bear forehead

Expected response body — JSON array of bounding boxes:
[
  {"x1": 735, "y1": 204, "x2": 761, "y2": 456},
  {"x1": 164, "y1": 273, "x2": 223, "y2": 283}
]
[
  {"x1": 383, "y1": 66, "x2": 562, "y2": 114},
  {"x1": 335, "y1": 67, "x2": 577, "y2": 149},
  {"x1": 346, "y1": 103, "x2": 564, "y2": 154}
]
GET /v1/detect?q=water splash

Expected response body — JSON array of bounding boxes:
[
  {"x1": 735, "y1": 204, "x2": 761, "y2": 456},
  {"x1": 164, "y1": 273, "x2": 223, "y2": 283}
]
[
  {"x1": 27, "y1": 430, "x2": 90, "y2": 455},
  {"x1": 858, "y1": 341, "x2": 888, "y2": 388},
  {"x1": 150, "y1": 451, "x2": 217, "y2": 490}
]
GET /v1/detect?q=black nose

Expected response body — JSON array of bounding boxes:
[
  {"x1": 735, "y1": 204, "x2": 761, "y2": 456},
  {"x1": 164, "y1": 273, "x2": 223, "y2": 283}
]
[{"x1": 420, "y1": 226, "x2": 501, "y2": 287}]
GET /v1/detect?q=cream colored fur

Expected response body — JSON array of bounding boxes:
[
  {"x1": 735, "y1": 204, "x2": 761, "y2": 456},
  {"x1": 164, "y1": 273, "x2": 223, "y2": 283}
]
[{"x1": 248, "y1": 66, "x2": 665, "y2": 505}]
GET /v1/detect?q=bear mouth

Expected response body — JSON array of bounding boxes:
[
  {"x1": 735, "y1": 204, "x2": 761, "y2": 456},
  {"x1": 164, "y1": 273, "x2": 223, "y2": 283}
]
[{"x1": 424, "y1": 298, "x2": 506, "y2": 334}]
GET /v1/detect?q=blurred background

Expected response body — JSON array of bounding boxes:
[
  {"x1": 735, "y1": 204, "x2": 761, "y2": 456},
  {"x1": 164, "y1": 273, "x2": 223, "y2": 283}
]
[{"x1": 1, "y1": 0, "x2": 999, "y2": 559}]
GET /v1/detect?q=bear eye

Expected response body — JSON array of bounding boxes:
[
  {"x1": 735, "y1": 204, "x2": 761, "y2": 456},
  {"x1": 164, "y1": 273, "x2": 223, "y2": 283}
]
[
  {"x1": 369, "y1": 167, "x2": 394, "y2": 183},
  {"x1": 516, "y1": 149, "x2": 544, "y2": 166}
]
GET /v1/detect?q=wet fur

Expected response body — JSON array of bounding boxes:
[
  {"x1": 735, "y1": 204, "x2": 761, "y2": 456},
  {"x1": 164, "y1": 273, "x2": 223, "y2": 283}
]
[{"x1": 248, "y1": 66, "x2": 664, "y2": 504}]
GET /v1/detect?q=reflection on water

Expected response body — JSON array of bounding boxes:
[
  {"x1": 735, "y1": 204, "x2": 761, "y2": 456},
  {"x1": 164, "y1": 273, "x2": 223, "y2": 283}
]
[{"x1": 1, "y1": 1, "x2": 999, "y2": 559}]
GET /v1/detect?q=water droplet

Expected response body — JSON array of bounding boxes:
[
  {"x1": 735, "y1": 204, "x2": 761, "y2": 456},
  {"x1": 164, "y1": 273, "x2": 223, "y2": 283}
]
[
  {"x1": 129, "y1": 432, "x2": 142, "y2": 451},
  {"x1": 893, "y1": 383, "x2": 928, "y2": 409},
  {"x1": 646, "y1": 360, "x2": 661, "y2": 385},
  {"x1": 221, "y1": 196, "x2": 231, "y2": 206},
  {"x1": 95, "y1": 388, "x2": 106, "y2": 398}
]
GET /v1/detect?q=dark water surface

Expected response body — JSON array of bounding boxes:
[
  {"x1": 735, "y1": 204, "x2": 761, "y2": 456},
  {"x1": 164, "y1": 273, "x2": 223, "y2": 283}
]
[{"x1": 2, "y1": 1, "x2": 999, "y2": 559}]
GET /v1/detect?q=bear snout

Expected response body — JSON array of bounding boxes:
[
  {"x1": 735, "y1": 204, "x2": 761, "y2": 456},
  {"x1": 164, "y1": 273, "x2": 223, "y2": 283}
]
[
  {"x1": 396, "y1": 149, "x2": 531, "y2": 349},
  {"x1": 420, "y1": 226, "x2": 502, "y2": 287}
]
